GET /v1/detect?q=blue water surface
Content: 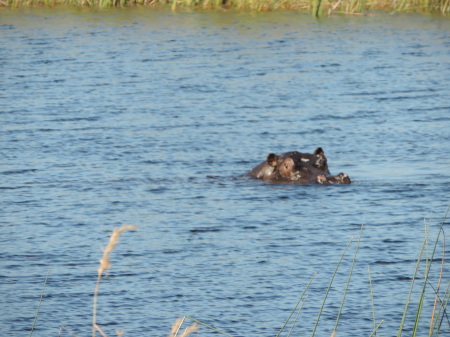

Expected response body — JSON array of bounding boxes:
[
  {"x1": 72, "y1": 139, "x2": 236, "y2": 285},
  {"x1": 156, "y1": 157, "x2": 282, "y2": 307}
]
[{"x1": 1, "y1": 7, "x2": 450, "y2": 337}]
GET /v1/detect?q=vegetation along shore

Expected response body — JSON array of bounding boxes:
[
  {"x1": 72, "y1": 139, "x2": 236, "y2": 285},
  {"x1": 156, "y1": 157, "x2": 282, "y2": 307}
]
[{"x1": 2, "y1": 0, "x2": 450, "y2": 15}]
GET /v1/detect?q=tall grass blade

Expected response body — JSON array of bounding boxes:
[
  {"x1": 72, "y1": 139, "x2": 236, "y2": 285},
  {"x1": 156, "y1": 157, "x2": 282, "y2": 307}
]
[
  {"x1": 368, "y1": 266, "x2": 377, "y2": 337},
  {"x1": 276, "y1": 272, "x2": 316, "y2": 337},
  {"x1": 429, "y1": 221, "x2": 446, "y2": 335},
  {"x1": 312, "y1": 0, "x2": 323, "y2": 16},
  {"x1": 368, "y1": 320, "x2": 384, "y2": 337},
  {"x1": 185, "y1": 316, "x2": 234, "y2": 337},
  {"x1": 436, "y1": 281, "x2": 450, "y2": 335},
  {"x1": 310, "y1": 236, "x2": 354, "y2": 337},
  {"x1": 432, "y1": 281, "x2": 450, "y2": 336},
  {"x1": 397, "y1": 231, "x2": 429, "y2": 337},
  {"x1": 30, "y1": 267, "x2": 51, "y2": 337},
  {"x1": 412, "y1": 208, "x2": 449, "y2": 337},
  {"x1": 286, "y1": 295, "x2": 308, "y2": 337},
  {"x1": 58, "y1": 325, "x2": 77, "y2": 337},
  {"x1": 332, "y1": 225, "x2": 363, "y2": 335}
]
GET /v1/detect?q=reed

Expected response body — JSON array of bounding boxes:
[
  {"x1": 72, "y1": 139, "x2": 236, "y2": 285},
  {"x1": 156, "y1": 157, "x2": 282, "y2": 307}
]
[
  {"x1": 58, "y1": 325, "x2": 78, "y2": 337},
  {"x1": 310, "y1": 236, "x2": 354, "y2": 337},
  {"x1": 275, "y1": 272, "x2": 317, "y2": 337},
  {"x1": 168, "y1": 317, "x2": 200, "y2": 337},
  {"x1": 368, "y1": 266, "x2": 377, "y2": 336},
  {"x1": 90, "y1": 225, "x2": 201, "y2": 337},
  {"x1": 28, "y1": 209, "x2": 448, "y2": 337},
  {"x1": 395, "y1": 210, "x2": 448, "y2": 337},
  {"x1": 3, "y1": 0, "x2": 450, "y2": 13},
  {"x1": 182, "y1": 212, "x2": 447, "y2": 337},
  {"x1": 92, "y1": 225, "x2": 137, "y2": 337},
  {"x1": 29, "y1": 267, "x2": 51, "y2": 337},
  {"x1": 331, "y1": 225, "x2": 363, "y2": 336},
  {"x1": 312, "y1": 0, "x2": 323, "y2": 16}
]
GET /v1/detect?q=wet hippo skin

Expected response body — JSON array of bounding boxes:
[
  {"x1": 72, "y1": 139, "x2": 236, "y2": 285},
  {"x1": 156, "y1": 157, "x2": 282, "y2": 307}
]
[{"x1": 245, "y1": 147, "x2": 351, "y2": 184}]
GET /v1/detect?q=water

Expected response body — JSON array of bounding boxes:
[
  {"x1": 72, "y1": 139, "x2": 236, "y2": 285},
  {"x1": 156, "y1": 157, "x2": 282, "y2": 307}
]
[{"x1": 1, "y1": 7, "x2": 450, "y2": 337}]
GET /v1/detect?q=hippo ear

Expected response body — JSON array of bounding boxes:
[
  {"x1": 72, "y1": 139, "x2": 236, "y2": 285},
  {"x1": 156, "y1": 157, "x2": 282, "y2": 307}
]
[
  {"x1": 266, "y1": 153, "x2": 278, "y2": 167},
  {"x1": 314, "y1": 147, "x2": 324, "y2": 156}
]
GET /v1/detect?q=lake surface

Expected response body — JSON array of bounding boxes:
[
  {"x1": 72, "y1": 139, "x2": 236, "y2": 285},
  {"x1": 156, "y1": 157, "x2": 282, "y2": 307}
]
[{"x1": 1, "y1": 7, "x2": 450, "y2": 337}]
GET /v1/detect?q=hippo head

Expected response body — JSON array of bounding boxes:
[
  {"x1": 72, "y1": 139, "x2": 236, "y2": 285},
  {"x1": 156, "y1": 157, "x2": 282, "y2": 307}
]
[{"x1": 245, "y1": 148, "x2": 351, "y2": 184}]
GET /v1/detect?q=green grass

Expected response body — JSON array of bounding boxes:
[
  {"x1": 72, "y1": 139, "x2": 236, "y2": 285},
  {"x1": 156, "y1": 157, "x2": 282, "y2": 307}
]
[
  {"x1": 29, "y1": 209, "x2": 449, "y2": 337},
  {"x1": 174, "y1": 210, "x2": 450, "y2": 337},
  {"x1": 3, "y1": 0, "x2": 450, "y2": 14}
]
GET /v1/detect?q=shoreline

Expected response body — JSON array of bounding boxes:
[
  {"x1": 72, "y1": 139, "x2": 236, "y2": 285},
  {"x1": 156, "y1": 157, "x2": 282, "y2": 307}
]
[{"x1": 1, "y1": 1, "x2": 449, "y2": 16}]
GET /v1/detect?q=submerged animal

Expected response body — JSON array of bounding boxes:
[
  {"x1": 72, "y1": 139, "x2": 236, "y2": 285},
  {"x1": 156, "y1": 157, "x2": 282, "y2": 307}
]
[{"x1": 245, "y1": 147, "x2": 351, "y2": 184}]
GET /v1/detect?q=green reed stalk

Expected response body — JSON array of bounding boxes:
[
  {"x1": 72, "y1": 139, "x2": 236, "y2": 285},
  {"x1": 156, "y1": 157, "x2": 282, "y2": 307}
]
[
  {"x1": 431, "y1": 280, "x2": 450, "y2": 336},
  {"x1": 358, "y1": 0, "x2": 366, "y2": 12},
  {"x1": 435, "y1": 282, "x2": 450, "y2": 336},
  {"x1": 185, "y1": 316, "x2": 234, "y2": 337},
  {"x1": 312, "y1": 0, "x2": 323, "y2": 16},
  {"x1": 286, "y1": 296, "x2": 308, "y2": 337},
  {"x1": 411, "y1": 209, "x2": 448, "y2": 337},
  {"x1": 349, "y1": 0, "x2": 359, "y2": 12},
  {"x1": 395, "y1": 0, "x2": 409, "y2": 12},
  {"x1": 271, "y1": 0, "x2": 277, "y2": 10},
  {"x1": 396, "y1": 233, "x2": 428, "y2": 337},
  {"x1": 310, "y1": 236, "x2": 354, "y2": 337},
  {"x1": 368, "y1": 266, "x2": 377, "y2": 337},
  {"x1": 332, "y1": 225, "x2": 363, "y2": 335},
  {"x1": 58, "y1": 325, "x2": 78, "y2": 337},
  {"x1": 275, "y1": 272, "x2": 317, "y2": 337},
  {"x1": 443, "y1": 0, "x2": 450, "y2": 13},
  {"x1": 368, "y1": 320, "x2": 384, "y2": 337},
  {"x1": 429, "y1": 223, "x2": 446, "y2": 335},
  {"x1": 30, "y1": 267, "x2": 51, "y2": 337}
]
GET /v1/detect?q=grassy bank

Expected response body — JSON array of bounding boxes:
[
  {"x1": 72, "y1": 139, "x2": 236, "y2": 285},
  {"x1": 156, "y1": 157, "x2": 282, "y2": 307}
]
[{"x1": 2, "y1": 0, "x2": 450, "y2": 15}]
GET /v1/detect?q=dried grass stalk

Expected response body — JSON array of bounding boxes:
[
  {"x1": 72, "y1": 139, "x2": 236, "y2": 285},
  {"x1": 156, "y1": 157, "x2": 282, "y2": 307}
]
[
  {"x1": 98, "y1": 225, "x2": 137, "y2": 278},
  {"x1": 168, "y1": 317, "x2": 199, "y2": 337},
  {"x1": 93, "y1": 225, "x2": 137, "y2": 337}
]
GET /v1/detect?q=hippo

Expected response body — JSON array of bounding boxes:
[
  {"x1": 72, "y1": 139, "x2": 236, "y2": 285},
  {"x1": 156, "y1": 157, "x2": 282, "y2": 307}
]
[{"x1": 245, "y1": 147, "x2": 351, "y2": 184}]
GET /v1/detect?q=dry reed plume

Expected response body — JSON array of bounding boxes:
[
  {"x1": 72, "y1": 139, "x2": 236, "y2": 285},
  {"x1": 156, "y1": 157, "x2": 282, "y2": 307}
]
[
  {"x1": 93, "y1": 225, "x2": 137, "y2": 337},
  {"x1": 168, "y1": 317, "x2": 200, "y2": 337},
  {"x1": 97, "y1": 225, "x2": 137, "y2": 278},
  {"x1": 91, "y1": 225, "x2": 200, "y2": 337}
]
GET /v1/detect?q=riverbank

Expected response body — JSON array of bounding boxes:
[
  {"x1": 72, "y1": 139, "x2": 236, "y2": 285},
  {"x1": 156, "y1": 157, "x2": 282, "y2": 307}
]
[{"x1": 2, "y1": 0, "x2": 449, "y2": 15}]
